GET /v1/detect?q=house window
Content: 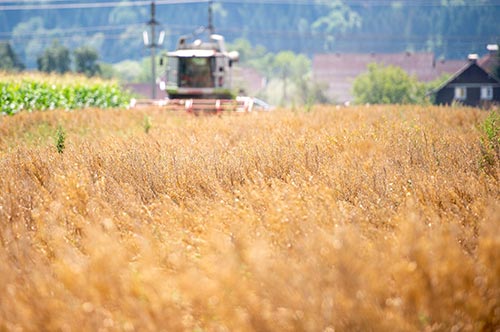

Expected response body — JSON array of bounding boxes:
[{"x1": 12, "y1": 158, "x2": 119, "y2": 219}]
[
  {"x1": 481, "y1": 86, "x2": 493, "y2": 100},
  {"x1": 454, "y1": 86, "x2": 467, "y2": 100}
]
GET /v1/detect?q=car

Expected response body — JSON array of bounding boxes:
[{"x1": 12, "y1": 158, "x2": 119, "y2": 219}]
[{"x1": 236, "y1": 96, "x2": 274, "y2": 112}]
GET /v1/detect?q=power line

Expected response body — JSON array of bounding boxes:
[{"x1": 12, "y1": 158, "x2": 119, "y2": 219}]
[
  {"x1": 0, "y1": 23, "x2": 144, "y2": 37},
  {"x1": 1, "y1": 0, "x2": 498, "y2": 10},
  {"x1": 220, "y1": 0, "x2": 498, "y2": 6},
  {"x1": 0, "y1": 0, "x2": 96, "y2": 3},
  {"x1": 0, "y1": 0, "x2": 208, "y2": 11}
]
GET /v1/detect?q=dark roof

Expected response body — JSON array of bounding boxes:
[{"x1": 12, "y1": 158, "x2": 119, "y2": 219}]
[
  {"x1": 478, "y1": 51, "x2": 500, "y2": 78},
  {"x1": 432, "y1": 59, "x2": 500, "y2": 94}
]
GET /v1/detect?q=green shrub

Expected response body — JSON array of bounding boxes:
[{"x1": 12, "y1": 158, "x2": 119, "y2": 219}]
[{"x1": 352, "y1": 63, "x2": 427, "y2": 105}]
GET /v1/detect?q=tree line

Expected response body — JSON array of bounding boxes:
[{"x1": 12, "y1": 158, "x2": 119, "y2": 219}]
[
  {"x1": 0, "y1": 40, "x2": 102, "y2": 77},
  {"x1": 1, "y1": 0, "x2": 499, "y2": 68}
]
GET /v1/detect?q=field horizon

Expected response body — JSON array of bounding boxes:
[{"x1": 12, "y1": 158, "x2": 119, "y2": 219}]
[{"x1": 0, "y1": 105, "x2": 498, "y2": 331}]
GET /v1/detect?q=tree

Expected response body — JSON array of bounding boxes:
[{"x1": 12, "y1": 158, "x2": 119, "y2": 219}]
[
  {"x1": 74, "y1": 46, "x2": 101, "y2": 77},
  {"x1": 0, "y1": 42, "x2": 25, "y2": 71},
  {"x1": 228, "y1": 38, "x2": 252, "y2": 63},
  {"x1": 98, "y1": 63, "x2": 116, "y2": 80},
  {"x1": 11, "y1": 17, "x2": 45, "y2": 68},
  {"x1": 312, "y1": 0, "x2": 361, "y2": 51},
  {"x1": 227, "y1": 38, "x2": 269, "y2": 72},
  {"x1": 108, "y1": 3, "x2": 145, "y2": 25},
  {"x1": 113, "y1": 60, "x2": 143, "y2": 82},
  {"x1": 37, "y1": 40, "x2": 71, "y2": 74},
  {"x1": 264, "y1": 51, "x2": 318, "y2": 106},
  {"x1": 112, "y1": 58, "x2": 154, "y2": 83},
  {"x1": 272, "y1": 51, "x2": 295, "y2": 103},
  {"x1": 352, "y1": 63, "x2": 426, "y2": 105},
  {"x1": 271, "y1": 51, "x2": 311, "y2": 105}
]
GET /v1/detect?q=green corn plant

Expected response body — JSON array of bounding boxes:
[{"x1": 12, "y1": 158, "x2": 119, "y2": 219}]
[
  {"x1": 56, "y1": 125, "x2": 66, "y2": 154},
  {"x1": 143, "y1": 115, "x2": 152, "y2": 134},
  {"x1": 479, "y1": 110, "x2": 499, "y2": 172},
  {"x1": 0, "y1": 72, "x2": 131, "y2": 114}
]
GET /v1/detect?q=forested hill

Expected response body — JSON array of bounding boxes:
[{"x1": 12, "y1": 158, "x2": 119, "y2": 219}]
[{"x1": 1, "y1": 0, "x2": 499, "y2": 68}]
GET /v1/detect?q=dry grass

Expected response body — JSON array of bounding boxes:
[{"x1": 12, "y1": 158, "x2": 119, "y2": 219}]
[{"x1": 0, "y1": 105, "x2": 498, "y2": 331}]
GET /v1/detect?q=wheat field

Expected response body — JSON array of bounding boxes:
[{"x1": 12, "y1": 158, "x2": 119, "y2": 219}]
[{"x1": 0, "y1": 105, "x2": 498, "y2": 331}]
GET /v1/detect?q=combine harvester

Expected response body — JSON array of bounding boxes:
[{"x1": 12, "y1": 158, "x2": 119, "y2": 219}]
[{"x1": 156, "y1": 2, "x2": 270, "y2": 114}]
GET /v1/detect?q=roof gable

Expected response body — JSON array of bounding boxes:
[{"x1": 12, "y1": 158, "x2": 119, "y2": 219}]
[
  {"x1": 434, "y1": 61, "x2": 500, "y2": 93},
  {"x1": 449, "y1": 62, "x2": 499, "y2": 84}
]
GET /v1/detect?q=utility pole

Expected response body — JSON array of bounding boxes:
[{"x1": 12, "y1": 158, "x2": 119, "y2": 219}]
[
  {"x1": 208, "y1": 0, "x2": 214, "y2": 35},
  {"x1": 146, "y1": 1, "x2": 159, "y2": 99}
]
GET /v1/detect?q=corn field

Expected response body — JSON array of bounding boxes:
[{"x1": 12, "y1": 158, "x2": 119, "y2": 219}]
[
  {"x1": 0, "y1": 105, "x2": 499, "y2": 331},
  {"x1": 0, "y1": 72, "x2": 130, "y2": 115}
]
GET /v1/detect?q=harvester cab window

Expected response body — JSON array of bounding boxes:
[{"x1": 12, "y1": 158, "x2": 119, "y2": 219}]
[{"x1": 179, "y1": 57, "x2": 214, "y2": 88}]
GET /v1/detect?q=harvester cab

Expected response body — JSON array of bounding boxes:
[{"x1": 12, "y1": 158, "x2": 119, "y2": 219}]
[{"x1": 161, "y1": 33, "x2": 239, "y2": 100}]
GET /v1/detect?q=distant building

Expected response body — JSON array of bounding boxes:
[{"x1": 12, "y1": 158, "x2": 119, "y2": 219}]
[
  {"x1": 312, "y1": 52, "x2": 464, "y2": 104},
  {"x1": 432, "y1": 54, "x2": 500, "y2": 107}
]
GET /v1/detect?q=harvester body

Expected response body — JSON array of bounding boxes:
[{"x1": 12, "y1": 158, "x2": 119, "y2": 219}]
[
  {"x1": 153, "y1": 2, "x2": 271, "y2": 114},
  {"x1": 162, "y1": 34, "x2": 240, "y2": 108}
]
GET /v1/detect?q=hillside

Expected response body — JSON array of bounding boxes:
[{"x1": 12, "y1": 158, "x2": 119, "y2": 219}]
[{"x1": 1, "y1": 0, "x2": 499, "y2": 67}]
